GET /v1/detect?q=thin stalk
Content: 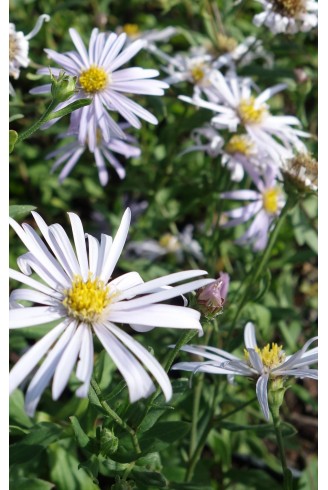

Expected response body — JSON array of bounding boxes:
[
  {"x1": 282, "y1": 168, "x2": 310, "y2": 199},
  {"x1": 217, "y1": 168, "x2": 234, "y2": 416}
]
[
  {"x1": 90, "y1": 378, "x2": 141, "y2": 455},
  {"x1": 271, "y1": 409, "x2": 293, "y2": 490},
  {"x1": 226, "y1": 196, "x2": 297, "y2": 343},
  {"x1": 16, "y1": 100, "x2": 58, "y2": 144}
]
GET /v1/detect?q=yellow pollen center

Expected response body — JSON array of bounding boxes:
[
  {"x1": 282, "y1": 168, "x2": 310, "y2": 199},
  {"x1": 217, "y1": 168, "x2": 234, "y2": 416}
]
[
  {"x1": 79, "y1": 65, "x2": 108, "y2": 94},
  {"x1": 262, "y1": 187, "x2": 280, "y2": 214},
  {"x1": 63, "y1": 274, "x2": 113, "y2": 323},
  {"x1": 272, "y1": 0, "x2": 305, "y2": 16},
  {"x1": 190, "y1": 65, "x2": 206, "y2": 83},
  {"x1": 245, "y1": 343, "x2": 285, "y2": 369},
  {"x1": 9, "y1": 34, "x2": 18, "y2": 61},
  {"x1": 224, "y1": 135, "x2": 254, "y2": 156},
  {"x1": 159, "y1": 233, "x2": 181, "y2": 252},
  {"x1": 238, "y1": 97, "x2": 266, "y2": 125},
  {"x1": 122, "y1": 23, "x2": 140, "y2": 36}
]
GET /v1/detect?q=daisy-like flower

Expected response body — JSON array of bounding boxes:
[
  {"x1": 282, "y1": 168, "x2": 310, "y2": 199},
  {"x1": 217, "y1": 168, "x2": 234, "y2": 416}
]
[
  {"x1": 179, "y1": 71, "x2": 309, "y2": 167},
  {"x1": 9, "y1": 209, "x2": 214, "y2": 416},
  {"x1": 212, "y1": 36, "x2": 274, "y2": 71},
  {"x1": 46, "y1": 126, "x2": 141, "y2": 186},
  {"x1": 125, "y1": 225, "x2": 204, "y2": 263},
  {"x1": 9, "y1": 15, "x2": 50, "y2": 95},
  {"x1": 182, "y1": 125, "x2": 272, "y2": 182},
  {"x1": 253, "y1": 0, "x2": 318, "y2": 34},
  {"x1": 172, "y1": 322, "x2": 318, "y2": 421},
  {"x1": 31, "y1": 28, "x2": 168, "y2": 143},
  {"x1": 220, "y1": 164, "x2": 285, "y2": 251}
]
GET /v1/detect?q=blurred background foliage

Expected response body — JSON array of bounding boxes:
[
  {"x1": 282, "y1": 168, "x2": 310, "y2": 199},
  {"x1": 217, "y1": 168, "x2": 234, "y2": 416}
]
[{"x1": 10, "y1": 0, "x2": 317, "y2": 488}]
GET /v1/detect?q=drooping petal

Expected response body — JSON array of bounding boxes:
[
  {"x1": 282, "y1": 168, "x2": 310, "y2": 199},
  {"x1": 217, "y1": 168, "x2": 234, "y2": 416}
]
[{"x1": 256, "y1": 374, "x2": 270, "y2": 421}]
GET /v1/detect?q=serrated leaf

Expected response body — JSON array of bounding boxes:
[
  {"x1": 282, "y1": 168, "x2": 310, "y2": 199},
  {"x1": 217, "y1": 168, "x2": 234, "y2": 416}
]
[{"x1": 9, "y1": 205, "x2": 37, "y2": 220}]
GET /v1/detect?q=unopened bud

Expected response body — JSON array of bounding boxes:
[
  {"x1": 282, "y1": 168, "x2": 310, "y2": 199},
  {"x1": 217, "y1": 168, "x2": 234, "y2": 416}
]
[
  {"x1": 197, "y1": 272, "x2": 230, "y2": 319},
  {"x1": 268, "y1": 377, "x2": 287, "y2": 419},
  {"x1": 100, "y1": 428, "x2": 119, "y2": 457},
  {"x1": 51, "y1": 71, "x2": 77, "y2": 103}
]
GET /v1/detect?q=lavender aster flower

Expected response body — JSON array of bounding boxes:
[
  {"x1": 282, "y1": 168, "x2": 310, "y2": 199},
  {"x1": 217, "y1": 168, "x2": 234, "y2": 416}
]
[
  {"x1": 172, "y1": 322, "x2": 318, "y2": 421},
  {"x1": 220, "y1": 164, "x2": 285, "y2": 251},
  {"x1": 31, "y1": 28, "x2": 168, "y2": 144}
]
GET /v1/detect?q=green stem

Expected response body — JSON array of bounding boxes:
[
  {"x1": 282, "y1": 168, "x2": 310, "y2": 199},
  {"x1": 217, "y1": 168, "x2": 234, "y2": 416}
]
[
  {"x1": 226, "y1": 196, "x2": 297, "y2": 343},
  {"x1": 90, "y1": 378, "x2": 141, "y2": 455},
  {"x1": 271, "y1": 409, "x2": 293, "y2": 490},
  {"x1": 16, "y1": 100, "x2": 58, "y2": 144}
]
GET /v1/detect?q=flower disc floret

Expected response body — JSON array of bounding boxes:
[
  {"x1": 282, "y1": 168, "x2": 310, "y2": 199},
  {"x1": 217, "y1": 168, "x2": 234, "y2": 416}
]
[
  {"x1": 63, "y1": 274, "x2": 113, "y2": 323},
  {"x1": 79, "y1": 65, "x2": 109, "y2": 93},
  {"x1": 245, "y1": 343, "x2": 286, "y2": 369},
  {"x1": 272, "y1": 0, "x2": 306, "y2": 16},
  {"x1": 262, "y1": 187, "x2": 281, "y2": 214},
  {"x1": 224, "y1": 135, "x2": 254, "y2": 156},
  {"x1": 238, "y1": 97, "x2": 267, "y2": 125},
  {"x1": 190, "y1": 64, "x2": 206, "y2": 83}
]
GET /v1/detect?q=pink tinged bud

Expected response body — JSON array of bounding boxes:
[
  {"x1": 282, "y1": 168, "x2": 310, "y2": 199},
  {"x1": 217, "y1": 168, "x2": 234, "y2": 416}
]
[{"x1": 197, "y1": 272, "x2": 230, "y2": 318}]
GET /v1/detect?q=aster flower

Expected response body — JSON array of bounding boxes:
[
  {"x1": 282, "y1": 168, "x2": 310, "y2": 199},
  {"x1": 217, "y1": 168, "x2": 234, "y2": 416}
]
[
  {"x1": 179, "y1": 71, "x2": 309, "y2": 167},
  {"x1": 182, "y1": 125, "x2": 272, "y2": 182},
  {"x1": 253, "y1": 0, "x2": 318, "y2": 34},
  {"x1": 46, "y1": 126, "x2": 141, "y2": 186},
  {"x1": 172, "y1": 322, "x2": 318, "y2": 421},
  {"x1": 125, "y1": 225, "x2": 204, "y2": 263},
  {"x1": 220, "y1": 164, "x2": 285, "y2": 251},
  {"x1": 9, "y1": 209, "x2": 214, "y2": 416},
  {"x1": 31, "y1": 28, "x2": 168, "y2": 144},
  {"x1": 196, "y1": 272, "x2": 230, "y2": 318},
  {"x1": 212, "y1": 36, "x2": 274, "y2": 71},
  {"x1": 9, "y1": 15, "x2": 50, "y2": 95}
]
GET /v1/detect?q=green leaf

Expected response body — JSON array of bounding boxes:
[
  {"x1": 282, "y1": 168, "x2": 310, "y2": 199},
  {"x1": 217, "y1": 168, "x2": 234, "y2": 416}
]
[
  {"x1": 131, "y1": 467, "x2": 167, "y2": 488},
  {"x1": 9, "y1": 478, "x2": 55, "y2": 490},
  {"x1": 169, "y1": 484, "x2": 213, "y2": 490},
  {"x1": 9, "y1": 205, "x2": 37, "y2": 220},
  {"x1": 9, "y1": 390, "x2": 33, "y2": 428},
  {"x1": 139, "y1": 421, "x2": 190, "y2": 453},
  {"x1": 298, "y1": 456, "x2": 318, "y2": 490},
  {"x1": 10, "y1": 422, "x2": 63, "y2": 464},
  {"x1": 70, "y1": 416, "x2": 90, "y2": 448},
  {"x1": 9, "y1": 130, "x2": 18, "y2": 153},
  {"x1": 224, "y1": 468, "x2": 283, "y2": 489},
  {"x1": 45, "y1": 98, "x2": 91, "y2": 121}
]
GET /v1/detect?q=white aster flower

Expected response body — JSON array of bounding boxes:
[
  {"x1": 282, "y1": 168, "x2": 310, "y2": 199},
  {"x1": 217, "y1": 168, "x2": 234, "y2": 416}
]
[
  {"x1": 253, "y1": 0, "x2": 318, "y2": 34},
  {"x1": 213, "y1": 36, "x2": 274, "y2": 71},
  {"x1": 179, "y1": 71, "x2": 309, "y2": 167},
  {"x1": 46, "y1": 126, "x2": 141, "y2": 186},
  {"x1": 31, "y1": 28, "x2": 168, "y2": 144},
  {"x1": 126, "y1": 225, "x2": 204, "y2": 263},
  {"x1": 9, "y1": 15, "x2": 50, "y2": 94},
  {"x1": 220, "y1": 164, "x2": 285, "y2": 251},
  {"x1": 182, "y1": 125, "x2": 272, "y2": 182},
  {"x1": 9, "y1": 209, "x2": 214, "y2": 415},
  {"x1": 172, "y1": 322, "x2": 318, "y2": 421}
]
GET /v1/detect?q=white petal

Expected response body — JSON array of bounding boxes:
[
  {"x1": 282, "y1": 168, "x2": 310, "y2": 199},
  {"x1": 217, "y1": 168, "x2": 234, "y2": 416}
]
[
  {"x1": 9, "y1": 268, "x2": 61, "y2": 298},
  {"x1": 52, "y1": 324, "x2": 85, "y2": 400},
  {"x1": 86, "y1": 234, "x2": 100, "y2": 276},
  {"x1": 9, "y1": 322, "x2": 68, "y2": 394},
  {"x1": 10, "y1": 289, "x2": 61, "y2": 307},
  {"x1": 110, "y1": 271, "x2": 144, "y2": 291},
  {"x1": 106, "y1": 322, "x2": 172, "y2": 401},
  {"x1": 94, "y1": 323, "x2": 155, "y2": 402},
  {"x1": 49, "y1": 224, "x2": 81, "y2": 276},
  {"x1": 244, "y1": 322, "x2": 258, "y2": 349},
  {"x1": 10, "y1": 306, "x2": 64, "y2": 329},
  {"x1": 109, "y1": 39, "x2": 144, "y2": 72},
  {"x1": 99, "y1": 209, "x2": 131, "y2": 283},
  {"x1": 247, "y1": 348, "x2": 263, "y2": 374},
  {"x1": 76, "y1": 325, "x2": 94, "y2": 397},
  {"x1": 69, "y1": 28, "x2": 90, "y2": 67},
  {"x1": 95, "y1": 233, "x2": 113, "y2": 278},
  {"x1": 256, "y1": 374, "x2": 270, "y2": 421},
  {"x1": 68, "y1": 213, "x2": 89, "y2": 281}
]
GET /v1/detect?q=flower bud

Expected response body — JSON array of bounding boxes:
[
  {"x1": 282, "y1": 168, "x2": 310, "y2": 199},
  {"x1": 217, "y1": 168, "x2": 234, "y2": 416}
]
[
  {"x1": 51, "y1": 71, "x2": 77, "y2": 103},
  {"x1": 268, "y1": 377, "x2": 287, "y2": 419},
  {"x1": 196, "y1": 272, "x2": 230, "y2": 319},
  {"x1": 100, "y1": 428, "x2": 119, "y2": 457}
]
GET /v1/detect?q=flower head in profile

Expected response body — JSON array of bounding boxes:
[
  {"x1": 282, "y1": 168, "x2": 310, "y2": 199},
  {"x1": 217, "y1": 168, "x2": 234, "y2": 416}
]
[
  {"x1": 46, "y1": 126, "x2": 141, "y2": 186},
  {"x1": 9, "y1": 15, "x2": 50, "y2": 95},
  {"x1": 31, "y1": 28, "x2": 168, "y2": 144},
  {"x1": 220, "y1": 164, "x2": 285, "y2": 251},
  {"x1": 253, "y1": 0, "x2": 318, "y2": 34},
  {"x1": 179, "y1": 71, "x2": 309, "y2": 167},
  {"x1": 172, "y1": 322, "x2": 318, "y2": 420},
  {"x1": 196, "y1": 272, "x2": 230, "y2": 319},
  {"x1": 282, "y1": 151, "x2": 318, "y2": 195},
  {"x1": 9, "y1": 209, "x2": 214, "y2": 416}
]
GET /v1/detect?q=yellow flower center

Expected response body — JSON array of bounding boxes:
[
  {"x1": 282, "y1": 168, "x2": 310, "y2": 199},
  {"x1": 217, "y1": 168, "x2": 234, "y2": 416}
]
[
  {"x1": 9, "y1": 34, "x2": 18, "y2": 62},
  {"x1": 262, "y1": 187, "x2": 281, "y2": 214},
  {"x1": 122, "y1": 23, "x2": 140, "y2": 36},
  {"x1": 245, "y1": 343, "x2": 285, "y2": 369},
  {"x1": 63, "y1": 274, "x2": 116, "y2": 323},
  {"x1": 272, "y1": 0, "x2": 306, "y2": 16},
  {"x1": 238, "y1": 97, "x2": 266, "y2": 125},
  {"x1": 159, "y1": 233, "x2": 181, "y2": 252},
  {"x1": 190, "y1": 64, "x2": 206, "y2": 83},
  {"x1": 79, "y1": 65, "x2": 109, "y2": 94},
  {"x1": 224, "y1": 135, "x2": 254, "y2": 156}
]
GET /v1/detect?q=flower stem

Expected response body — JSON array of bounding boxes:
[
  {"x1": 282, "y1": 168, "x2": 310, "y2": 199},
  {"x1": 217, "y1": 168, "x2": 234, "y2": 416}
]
[
  {"x1": 16, "y1": 100, "x2": 58, "y2": 144},
  {"x1": 226, "y1": 195, "x2": 297, "y2": 343},
  {"x1": 271, "y1": 408, "x2": 293, "y2": 490},
  {"x1": 90, "y1": 378, "x2": 141, "y2": 455}
]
